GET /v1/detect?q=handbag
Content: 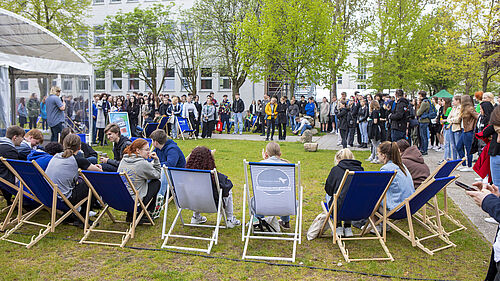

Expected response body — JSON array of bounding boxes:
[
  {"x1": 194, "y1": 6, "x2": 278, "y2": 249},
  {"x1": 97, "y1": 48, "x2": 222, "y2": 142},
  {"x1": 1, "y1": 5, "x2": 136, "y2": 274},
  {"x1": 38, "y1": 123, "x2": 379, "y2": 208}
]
[
  {"x1": 307, "y1": 212, "x2": 328, "y2": 240},
  {"x1": 216, "y1": 120, "x2": 223, "y2": 132}
]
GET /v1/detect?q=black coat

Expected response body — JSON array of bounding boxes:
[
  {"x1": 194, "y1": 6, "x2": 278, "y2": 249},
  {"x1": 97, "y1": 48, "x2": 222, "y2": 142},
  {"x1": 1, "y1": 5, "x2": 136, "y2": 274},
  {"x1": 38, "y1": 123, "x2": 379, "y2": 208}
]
[
  {"x1": 211, "y1": 172, "x2": 233, "y2": 208},
  {"x1": 277, "y1": 102, "x2": 288, "y2": 124},
  {"x1": 337, "y1": 107, "x2": 349, "y2": 130},
  {"x1": 232, "y1": 99, "x2": 245, "y2": 113},
  {"x1": 357, "y1": 105, "x2": 369, "y2": 122},
  {"x1": 368, "y1": 110, "x2": 381, "y2": 141},
  {"x1": 390, "y1": 98, "x2": 410, "y2": 132},
  {"x1": 0, "y1": 139, "x2": 19, "y2": 184},
  {"x1": 108, "y1": 135, "x2": 132, "y2": 168},
  {"x1": 324, "y1": 159, "x2": 364, "y2": 208}
]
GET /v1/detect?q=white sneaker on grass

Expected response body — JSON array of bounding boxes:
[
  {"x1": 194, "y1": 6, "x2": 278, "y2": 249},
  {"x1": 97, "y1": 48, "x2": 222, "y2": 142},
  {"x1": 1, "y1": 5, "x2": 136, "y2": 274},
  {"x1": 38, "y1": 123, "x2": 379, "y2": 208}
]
[
  {"x1": 344, "y1": 227, "x2": 354, "y2": 237},
  {"x1": 89, "y1": 211, "x2": 97, "y2": 217},
  {"x1": 226, "y1": 216, "x2": 241, "y2": 228},
  {"x1": 335, "y1": 226, "x2": 344, "y2": 237},
  {"x1": 191, "y1": 215, "x2": 207, "y2": 224},
  {"x1": 365, "y1": 157, "x2": 373, "y2": 162}
]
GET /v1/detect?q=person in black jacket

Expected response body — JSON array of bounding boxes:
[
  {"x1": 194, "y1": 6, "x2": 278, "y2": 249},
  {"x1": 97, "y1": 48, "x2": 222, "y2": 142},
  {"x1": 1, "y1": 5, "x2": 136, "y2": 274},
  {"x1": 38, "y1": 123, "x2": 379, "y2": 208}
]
[
  {"x1": 232, "y1": 93, "x2": 245, "y2": 134},
  {"x1": 389, "y1": 89, "x2": 410, "y2": 142},
  {"x1": 337, "y1": 101, "x2": 349, "y2": 149},
  {"x1": 127, "y1": 96, "x2": 140, "y2": 137},
  {"x1": 357, "y1": 98, "x2": 369, "y2": 148},
  {"x1": 367, "y1": 100, "x2": 382, "y2": 163},
  {"x1": 60, "y1": 127, "x2": 99, "y2": 164},
  {"x1": 0, "y1": 126, "x2": 25, "y2": 205},
  {"x1": 277, "y1": 96, "x2": 288, "y2": 140},
  {"x1": 324, "y1": 148, "x2": 364, "y2": 237},
  {"x1": 298, "y1": 95, "x2": 307, "y2": 116},
  {"x1": 347, "y1": 103, "x2": 357, "y2": 147},
  {"x1": 100, "y1": 123, "x2": 132, "y2": 172}
]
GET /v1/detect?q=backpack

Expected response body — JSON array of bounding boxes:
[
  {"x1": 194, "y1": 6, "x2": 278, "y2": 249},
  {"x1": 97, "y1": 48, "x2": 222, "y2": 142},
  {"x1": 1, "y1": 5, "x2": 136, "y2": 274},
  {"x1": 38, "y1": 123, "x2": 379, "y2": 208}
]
[{"x1": 421, "y1": 100, "x2": 437, "y2": 120}]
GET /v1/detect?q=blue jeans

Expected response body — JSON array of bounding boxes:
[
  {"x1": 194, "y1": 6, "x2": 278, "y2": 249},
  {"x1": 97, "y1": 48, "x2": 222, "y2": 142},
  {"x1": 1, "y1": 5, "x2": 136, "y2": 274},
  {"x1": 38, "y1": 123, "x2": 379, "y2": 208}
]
[
  {"x1": 234, "y1": 113, "x2": 243, "y2": 134},
  {"x1": 359, "y1": 121, "x2": 368, "y2": 143},
  {"x1": 300, "y1": 124, "x2": 312, "y2": 135},
  {"x1": 391, "y1": 129, "x2": 406, "y2": 142},
  {"x1": 443, "y1": 128, "x2": 453, "y2": 160},
  {"x1": 451, "y1": 130, "x2": 462, "y2": 160},
  {"x1": 457, "y1": 130, "x2": 474, "y2": 167},
  {"x1": 289, "y1": 116, "x2": 297, "y2": 131},
  {"x1": 171, "y1": 118, "x2": 178, "y2": 138},
  {"x1": 419, "y1": 123, "x2": 429, "y2": 153},
  {"x1": 159, "y1": 168, "x2": 168, "y2": 197},
  {"x1": 92, "y1": 118, "x2": 97, "y2": 143},
  {"x1": 490, "y1": 155, "x2": 500, "y2": 186},
  {"x1": 220, "y1": 114, "x2": 230, "y2": 133}
]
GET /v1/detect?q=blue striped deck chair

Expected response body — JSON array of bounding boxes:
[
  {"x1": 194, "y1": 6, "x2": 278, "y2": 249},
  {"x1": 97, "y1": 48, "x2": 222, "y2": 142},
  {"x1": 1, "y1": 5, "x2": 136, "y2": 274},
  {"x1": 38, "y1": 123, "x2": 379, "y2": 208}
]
[
  {"x1": 77, "y1": 133, "x2": 87, "y2": 144},
  {"x1": 241, "y1": 160, "x2": 303, "y2": 262},
  {"x1": 142, "y1": 122, "x2": 159, "y2": 138},
  {"x1": 0, "y1": 159, "x2": 87, "y2": 248},
  {"x1": 79, "y1": 170, "x2": 154, "y2": 247},
  {"x1": 157, "y1": 116, "x2": 169, "y2": 131},
  {"x1": 130, "y1": 137, "x2": 152, "y2": 148},
  {"x1": 161, "y1": 166, "x2": 226, "y2": 254},
  {"x1": 419, "y1": 158, "x2": 466, "y2": 236},
  {"x1": 0, "y1": 160, "x2": 44, "y2": 232},
  {"x1": 176, "y1": 117, "x2": 194, "y2": 140},
  {"x1": 373, "y1": 176, "x2": 458, "y2": 255},
  {"x1": 318, "y1": 170, "x2": 396, "y2": 262}
]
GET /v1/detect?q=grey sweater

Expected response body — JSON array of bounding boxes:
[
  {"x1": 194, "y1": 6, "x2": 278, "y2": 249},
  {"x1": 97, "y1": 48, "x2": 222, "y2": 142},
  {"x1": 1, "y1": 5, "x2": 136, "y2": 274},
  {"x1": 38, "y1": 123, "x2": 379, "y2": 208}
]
[{"x1": 118, "y1": 154, "x2": 161, "y2": 200}]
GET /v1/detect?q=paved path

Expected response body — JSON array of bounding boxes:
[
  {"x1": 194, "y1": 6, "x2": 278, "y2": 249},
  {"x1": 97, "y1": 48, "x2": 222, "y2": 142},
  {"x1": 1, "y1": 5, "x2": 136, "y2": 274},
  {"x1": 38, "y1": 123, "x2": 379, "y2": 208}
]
[{"x1": 207, "y1": 132, "x2": 321, "y2": 143}]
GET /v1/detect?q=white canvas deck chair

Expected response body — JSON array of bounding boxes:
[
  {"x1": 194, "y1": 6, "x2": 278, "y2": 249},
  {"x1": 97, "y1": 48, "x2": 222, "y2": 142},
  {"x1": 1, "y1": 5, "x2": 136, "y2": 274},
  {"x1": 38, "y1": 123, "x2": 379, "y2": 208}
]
[
  {"x1": 418, "y1": 158, "x2": 465, "y2": 236},
  {"x1": 79, "y1": 170, "x2": 155, "y2": 247},
  {"x1": 161, "y1": 166, "x2": 226, "y2": 254},
  {"x1": 0, "y1": 159, "x2": 87, "y2": 248},
  {"x1": 373, "y1": 176, "x2": 459, "y2": 255},
  {"x1": 241, "y1": 160, "x2": 303, "y2": 262},
  {"x1": 0, "y1": 158, "x2": 45, "y2": 232},
  {"x1": 318, "y1": 170, "x2": 396, "y2": 262}
]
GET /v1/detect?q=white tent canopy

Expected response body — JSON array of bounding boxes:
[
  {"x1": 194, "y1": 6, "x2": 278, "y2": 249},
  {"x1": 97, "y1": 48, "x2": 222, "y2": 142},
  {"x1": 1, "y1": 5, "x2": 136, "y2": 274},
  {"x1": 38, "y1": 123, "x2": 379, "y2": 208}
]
[{"x1": 0, "y1": 8, "x2": 93, "y2": 132}]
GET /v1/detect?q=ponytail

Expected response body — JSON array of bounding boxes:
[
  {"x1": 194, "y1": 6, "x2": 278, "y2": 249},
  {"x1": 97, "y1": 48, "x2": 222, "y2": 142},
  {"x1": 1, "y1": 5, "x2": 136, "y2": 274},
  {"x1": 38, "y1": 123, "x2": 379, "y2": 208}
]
[
  {"x1": 378, "y1": 141, "x2": 407, "y2": 176},
  {"x1": 61, "y1": 134, "x2": 81, "y2": 158}
]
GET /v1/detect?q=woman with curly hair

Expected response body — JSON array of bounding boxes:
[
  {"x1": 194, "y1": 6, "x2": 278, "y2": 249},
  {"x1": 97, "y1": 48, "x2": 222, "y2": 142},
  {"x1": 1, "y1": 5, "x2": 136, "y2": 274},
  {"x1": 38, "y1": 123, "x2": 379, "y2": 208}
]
[{"x1": 185, "y1": 146, "x2": 240, "y2": 228}]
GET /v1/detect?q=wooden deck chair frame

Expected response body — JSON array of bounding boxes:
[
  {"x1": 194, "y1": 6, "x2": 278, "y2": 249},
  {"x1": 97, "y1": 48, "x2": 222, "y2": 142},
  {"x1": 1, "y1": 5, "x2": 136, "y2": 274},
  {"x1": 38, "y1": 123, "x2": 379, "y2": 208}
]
[
  {"x1": 317, "y1": 170, "x2": 396, "y2": 262},
  {"x1": 78, "y1": 171, "x2": 155, "y2": 247},
  {"x1": 176, "y1": 117, "x2": 195, "y2": 141},
  {"x1": 418, "y1": 158, "x2": 465, "y2": 236},
  {"x1": 161, "y1": 166, "x2": 226, "y2": 254},
  {"x1": 157, "y1": 116, "x2": 169, "y2": 131},
  {"x1": 0, "y1": 159, "x2": 87, "y2": 248},
  {"x1": 241, "y1": 160, "x2": 303, "y2": 262},
  {"x1": 372, "y1": 176, "x2": 459, "y2": 255},
  {"x1": 0, "y1": 160, "x2": 46, "y2": 232}
]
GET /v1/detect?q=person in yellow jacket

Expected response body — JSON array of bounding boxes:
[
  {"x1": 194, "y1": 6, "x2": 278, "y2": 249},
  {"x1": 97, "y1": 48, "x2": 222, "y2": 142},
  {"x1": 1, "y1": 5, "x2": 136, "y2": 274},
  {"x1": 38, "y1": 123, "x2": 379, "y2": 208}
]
[{"x1": 265, "y1": 97, "x2": 278, "y2": 141}]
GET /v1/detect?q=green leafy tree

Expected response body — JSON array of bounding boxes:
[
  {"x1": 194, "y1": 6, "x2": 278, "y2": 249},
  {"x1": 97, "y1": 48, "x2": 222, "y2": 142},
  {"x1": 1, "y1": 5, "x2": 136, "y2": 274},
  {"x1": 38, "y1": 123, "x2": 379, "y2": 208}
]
[
  {"x1": 237, "y1": 0, "x2": 342, "y2": 98},
  {"x1": 192, "y1": 0, "x2": 258, "y2": 99},
  {"x1": 97, "y1": 4, "x2": 175, "y2": 98}
]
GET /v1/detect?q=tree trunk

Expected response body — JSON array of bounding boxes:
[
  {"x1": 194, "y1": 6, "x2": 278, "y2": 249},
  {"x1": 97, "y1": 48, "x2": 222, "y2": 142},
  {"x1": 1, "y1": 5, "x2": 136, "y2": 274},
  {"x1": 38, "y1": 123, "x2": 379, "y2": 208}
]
[
  {"x1": 289, "y1": 81, "x2": 295, "y2": 99},
  {"x1": 232, "y1": 78, "x2": 239, "y2": 100},
  {"x1": 37, "y1": 78, "x2": 48, "y2": 98},
  {"x1": 482, "y1": 62, "x2": 490, "y2": 92},
  {"x1": 330, "y1": 68, "x2": 337, "y2": 101}
]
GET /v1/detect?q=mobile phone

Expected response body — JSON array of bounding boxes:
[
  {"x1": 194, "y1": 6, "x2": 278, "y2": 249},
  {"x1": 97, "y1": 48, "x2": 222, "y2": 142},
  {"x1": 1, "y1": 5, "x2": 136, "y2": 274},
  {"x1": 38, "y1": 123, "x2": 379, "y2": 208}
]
[{"x1": 456, "y1": 181, "x2": 478, "y2": 191}]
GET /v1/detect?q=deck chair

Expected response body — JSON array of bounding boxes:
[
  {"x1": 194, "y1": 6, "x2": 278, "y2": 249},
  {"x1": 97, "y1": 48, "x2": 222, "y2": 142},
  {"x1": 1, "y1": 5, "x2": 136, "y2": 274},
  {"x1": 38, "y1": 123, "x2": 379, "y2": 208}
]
[
  {"x1": 161, "y1": 167, "x2": 226, "y2": 254},
  {"x1": 0, "y1": 166, "x2": 45, "y2": 232},
  {"x1": 77, "y1": 133, "x2": 87, "y2": 144},
  {"x1": 373, "y1": 176, "x2": 458, "y2": 255},
  {"x1": 318, "y1": 170, "x2": 396, "y2": 262},
  {"x1": 130, "y1": 137, "x2": 152, "y2": 147},
  {"x1": 157, "y1": 116, "x2": 169, "y2": 131},
  {"x1": 0, "y1": 159, "x2": 87, "y2": 248},
  {"x1": 419, "y1": 158, "x2": 465, "y2": 235},
  {"x1": 176, "y1": 117, "x2": 194, "y2": 140},
  {"x1": 78, "y1": 170, "x2": 154, "y2": 247},
  {"x1": 241, "y1": 160, "x2": 303, "y2": 262},
  {"x1": 142, "y1": 122, "x2": 159, "y2": 138}
]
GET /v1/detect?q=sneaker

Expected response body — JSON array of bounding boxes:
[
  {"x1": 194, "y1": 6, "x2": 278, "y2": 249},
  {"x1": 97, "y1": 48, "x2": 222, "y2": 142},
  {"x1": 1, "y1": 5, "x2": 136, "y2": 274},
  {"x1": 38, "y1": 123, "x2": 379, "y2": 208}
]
[
  {"x1": 370, "y1": 159, "x2": 380, "y2": 164},
  {"x1": 191, "y1": 215, "x2": 207, "y2": 224},
  {"x1": 460, "y1": 167, "x2": 474, "y2": 172},
  {"x1": 89, "y1": 210, "x2": 97, "y2": 217},
  {"x1": 265, "y1": 138, "x2": 269, "y2": 141},
  {"x1": 438, "y1": 160, "x2": 445, "y2": 165},
  {"x1": 485, "y1": 217, "x2": 498, "y2": 224},
  {"x1": 335, "y1": 226, "x2": 344, "y2": 237},
  {"x1": 279, "y1": 220, "x2": 290, "y2": 229},
  {"x1": 226, "y1": 216, "x2": 241, "y2": 228},
  {"x1": 344, "y1": 227, "x2": 354, "y2": 237},
  {"x1": 365, "y1": 157, "x2": 373, "y2": 162}
]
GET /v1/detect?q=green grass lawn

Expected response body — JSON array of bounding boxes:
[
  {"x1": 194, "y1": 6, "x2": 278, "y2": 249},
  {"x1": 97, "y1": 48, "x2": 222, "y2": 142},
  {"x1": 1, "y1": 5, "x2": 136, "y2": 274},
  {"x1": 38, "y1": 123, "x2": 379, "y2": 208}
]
[{"x1": 0, "y1": 139, "x2": 490, "y2": 280}]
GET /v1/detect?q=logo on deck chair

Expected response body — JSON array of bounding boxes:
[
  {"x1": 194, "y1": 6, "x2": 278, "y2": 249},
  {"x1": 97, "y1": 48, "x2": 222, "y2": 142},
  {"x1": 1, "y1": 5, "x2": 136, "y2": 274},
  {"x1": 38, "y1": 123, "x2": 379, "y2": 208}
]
[{"x1": 256, "y1": 169, "x2": 291, "y2": 194}]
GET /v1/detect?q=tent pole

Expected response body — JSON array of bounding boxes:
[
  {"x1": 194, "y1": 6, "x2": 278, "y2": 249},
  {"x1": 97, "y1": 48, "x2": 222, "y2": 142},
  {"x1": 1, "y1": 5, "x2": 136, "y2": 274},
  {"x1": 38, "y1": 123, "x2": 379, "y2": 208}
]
[
  {"x1": 88, "y1": 74, "x2": 94, "y2": 145},
  {"x1": 9, "y1": 67, "x2": 16, "y2": 127}
]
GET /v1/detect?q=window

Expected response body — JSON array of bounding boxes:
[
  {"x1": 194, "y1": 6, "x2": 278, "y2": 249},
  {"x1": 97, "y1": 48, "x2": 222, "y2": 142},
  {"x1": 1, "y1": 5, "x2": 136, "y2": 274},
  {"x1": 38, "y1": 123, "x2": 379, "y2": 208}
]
[
  {"x1": 51, "y1": 79, "x2": 57, "y2": 87},
  {"x1": 163, "y1": 68, "x2": 175, "y2": 91},
  {"x1": 19, "y1": 80, "x2": 28, "y2": 92},
  {"x1": 181, "y1": 68, "x2": 193, "y2": 91},
  {"x1": 201, "y1": 68, "x2": 212, "y2": 90},
  {"x1": 93, "y1": 0, "x2": 104, "y2": 4},
  {"x1": 63, "y1": 78, "x2": 73, "y2": 91},
  {"x1": 78, "y1": 79, "x2": 89, "y2": 92},
  {"x1": 219, "y1": 69, "x2": 231, "y2": 90},
  {"x1": 357, "y1": 84, "x2": 366, "y2": 89},
  {"x1": 129, "y1": 72, "x2": 139, "y2": 91},
  {"x1": 337, "y1": 75, "x2": 342, "y2": 85},
  {"x1": 357, "y1": 59, "x2": 367, "y2": 81},
  {"x1": 95, "y1": 70, "x2": 105, "y2": 91},
  {"x1": 77, "y1": 31, "x2": 88, "y2": 48},
  {"x1": 94, "y1": 25, "x2": 104, "y2": 47},
  {"x1": 110, "y1": 0, "x2": 121, "y2": 3},
  {"x1": 112, "y1": 69, "x2": 122, "y2": 90}
]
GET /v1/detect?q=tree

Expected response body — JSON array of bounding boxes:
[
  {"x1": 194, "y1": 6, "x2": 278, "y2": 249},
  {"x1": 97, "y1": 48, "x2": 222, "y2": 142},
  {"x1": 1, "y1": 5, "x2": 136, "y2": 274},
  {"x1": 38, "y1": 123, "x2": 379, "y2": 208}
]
[
  {"x1": 0, "y1": 0, "x2": 91, "y2": 97},
  {"x1": 237, "y1": 0, "x2": 343, "y2": 98},
  {"x1": 192, "y1": 0, "x2": 258, "y2": 99},
  {"x1": 97, "y1": 4, "x2": 175, "y2": 98}
]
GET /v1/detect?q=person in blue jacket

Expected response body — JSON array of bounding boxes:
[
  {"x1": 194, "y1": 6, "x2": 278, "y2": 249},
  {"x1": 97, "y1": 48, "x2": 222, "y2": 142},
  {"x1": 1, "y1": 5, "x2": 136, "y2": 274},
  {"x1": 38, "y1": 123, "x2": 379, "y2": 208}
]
[
  {"x1": 149, "y1": 129, "x2": 186, "y2": 218},
  {"x1": 305, "y1": 97, "x2": 316, "y2": 126},
  {"x1": 27, "y1": 142, "x2": 63, "y2": 170}
]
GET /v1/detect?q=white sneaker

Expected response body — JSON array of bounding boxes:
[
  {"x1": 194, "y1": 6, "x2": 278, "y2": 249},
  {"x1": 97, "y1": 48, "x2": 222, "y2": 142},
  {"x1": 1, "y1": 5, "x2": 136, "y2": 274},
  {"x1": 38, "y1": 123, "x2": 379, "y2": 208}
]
[
  {"x1": 89, "y1": 211, "x2": 97, "y2": 217},
  {"x1": 460, "y1": 167, "x2": 473, "y2": 172},
  {"x1": 485, "y1": 217, "x2": 498, "y2": 224},
  {"x1": 371, "y1": 159, "x2": 380, "y2": 164},
  {"x1": 365, "y1": 157, "x2": 373, "y2": 162},
  {"x1": 226, "y1": 216, "x2": 241, "y2": 228},
  {"x1": 191, "y1": 215, "x2": 207, "y2": 224},
  {"x1": 344, "y1": 227, "x2": 354, "y2": 237},
  {"x1": 335, "y1": 226, "x2": 344, "y2": 237}
]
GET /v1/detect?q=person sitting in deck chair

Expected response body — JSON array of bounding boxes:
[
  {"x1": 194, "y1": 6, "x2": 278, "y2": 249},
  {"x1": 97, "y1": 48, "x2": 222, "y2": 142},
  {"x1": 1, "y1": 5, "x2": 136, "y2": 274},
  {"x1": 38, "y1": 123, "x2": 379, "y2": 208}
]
[
  {"x1": 324, "y1": 148, "x2": 364, "y2": 238},
  {"x1": 0, "y1": 125, "x2": 24, "y2": 205},
  {"x1": 45, "y1": 134, "x2": 103, "y2": 226},
  {"x1": 396, "y1": 139, "x2": 430, "y2": 189},
  {"x1": 16, "y1": 129, "x2": 44, "y2": 160},
  {"x1": 185, "y1": 146, "x2": 241, "y2": 228},
  {"x1": 60, "y1": 128, "x2": 98, "y2": 164},
  {"x1": 27, "y1": 142, "x2": 64, "y2": 170},
  {"x1": 118, "y1": 138, "x2": 161, "y2": 224},
  {"x1": 100, "y1": 123, "x2": 132, "y2": 172}
]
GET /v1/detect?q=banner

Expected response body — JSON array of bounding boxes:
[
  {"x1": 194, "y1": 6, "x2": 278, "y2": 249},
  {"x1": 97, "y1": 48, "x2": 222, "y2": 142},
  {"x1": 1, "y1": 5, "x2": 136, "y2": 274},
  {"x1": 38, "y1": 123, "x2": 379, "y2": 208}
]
[{"x1": 108, "y1": 112, "x2": 131, "y2": 138}]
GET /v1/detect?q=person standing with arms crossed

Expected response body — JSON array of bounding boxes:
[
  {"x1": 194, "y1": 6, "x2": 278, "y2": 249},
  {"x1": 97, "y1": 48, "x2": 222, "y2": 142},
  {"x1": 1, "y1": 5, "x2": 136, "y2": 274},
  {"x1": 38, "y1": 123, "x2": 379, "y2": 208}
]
[{"x1": 46, "y1": 86, "x2": 66, "y2": 142}]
